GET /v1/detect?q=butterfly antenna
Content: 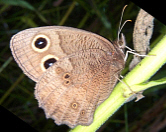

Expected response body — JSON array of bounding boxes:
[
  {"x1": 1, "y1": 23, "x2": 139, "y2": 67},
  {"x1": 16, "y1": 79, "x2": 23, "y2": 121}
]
[
  {"x1": 119, "y1": 20, "x2": 132, "y2": 35},
  {"x1": 117, "y1": 5, "x2": 128, "y2": 41}
]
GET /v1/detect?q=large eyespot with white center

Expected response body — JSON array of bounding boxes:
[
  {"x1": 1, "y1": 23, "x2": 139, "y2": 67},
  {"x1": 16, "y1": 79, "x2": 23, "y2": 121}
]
[
  {"x1": 32, "y1": 34, "x2": 50, "y2": 52},
  {"x1": 41, "y1": 55, "x2": 59, "y2": 71}
]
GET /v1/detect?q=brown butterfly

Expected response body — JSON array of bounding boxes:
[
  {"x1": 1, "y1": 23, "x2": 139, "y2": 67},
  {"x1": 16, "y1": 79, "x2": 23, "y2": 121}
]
[{"x1": 10, "y1": 26, "x2": 125, "y2": 128}]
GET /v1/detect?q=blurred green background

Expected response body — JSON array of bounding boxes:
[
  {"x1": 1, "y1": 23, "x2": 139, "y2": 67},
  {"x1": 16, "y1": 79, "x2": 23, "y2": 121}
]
[{"x1": 0, "y1": 0, "x2": 166, "y2": 132}]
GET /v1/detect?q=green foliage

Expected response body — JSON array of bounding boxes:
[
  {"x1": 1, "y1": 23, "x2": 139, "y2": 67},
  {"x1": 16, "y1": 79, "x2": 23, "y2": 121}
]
[{"x1": 0, "y1": 0, "x2": 35, "y2": 11}]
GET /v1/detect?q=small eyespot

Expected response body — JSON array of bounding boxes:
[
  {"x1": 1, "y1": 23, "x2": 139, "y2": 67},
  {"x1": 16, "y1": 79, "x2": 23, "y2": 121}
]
[
  {"x1": 71, "y1": 102, "x2": 78, "y2": 109},
  {"x1": 44, "y1": 58, "x2": 57, "y2": 69},
  {"x1": 55, "y1": 67, "x2": 64, "y2": 74},
  {"x1": 35, "y1": 37, "x2": 47, "y2": 49},
  {"x1": 81, "y1": 110, "x2": 85, "y2": 115},
  {"x1": 62, "y1": 73, "x2": 72, "y2": 86},
  {"x1": 64, "y1": 73, "x2": 70, "y2": 79},
  {"x1": 63, "y1": 80, "x2": 71, "y2": 86}
]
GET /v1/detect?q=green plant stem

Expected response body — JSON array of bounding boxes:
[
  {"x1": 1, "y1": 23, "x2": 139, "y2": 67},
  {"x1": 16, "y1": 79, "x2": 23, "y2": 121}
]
[
  {"x1": 58, "y1": 1, "x2": 76, "y2": 26},
  {"x1": 0, "y1": 57, "x2": 13, "y2": 73},
  {"x1": 71, "y1": 35, "x2": 166, "y2": 132},
  {"x1": 0, "y1": 74, "x2": 25, "y2": 105}
]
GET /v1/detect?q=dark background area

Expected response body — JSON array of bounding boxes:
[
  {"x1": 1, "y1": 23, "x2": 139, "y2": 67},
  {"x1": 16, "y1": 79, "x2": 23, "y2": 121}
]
[{"x1": 0, "y1": 0, "x2": 166, "y2": 132}]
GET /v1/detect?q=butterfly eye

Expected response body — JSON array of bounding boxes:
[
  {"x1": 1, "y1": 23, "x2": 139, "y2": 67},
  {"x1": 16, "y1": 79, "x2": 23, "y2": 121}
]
[
  {"x1": 35, "y1": 37, "x2": 47, "y2": 49},
  {"x1": 32, "y1": 34, "x2": 50, "y2": 52},
  {"x1": 119, "y1": 40, "x2": 123, "y2": 46},
  {"x1": 44, "y1": 58, "x2": 57, "y2": 69}
]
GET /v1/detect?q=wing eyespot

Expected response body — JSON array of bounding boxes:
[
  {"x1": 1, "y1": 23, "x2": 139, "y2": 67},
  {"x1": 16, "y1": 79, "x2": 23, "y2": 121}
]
[
  {"x1": 71, "y1": 102, "x2": 79, "y2": 110},
  {"x1": 62, "y1": 72, "x2": 72, "y2": 86},
  {"x1": 80, "y1": 110, "x2": 85, "y2": 115},
  {"x1": 63, "y1": 79, "x2": 72, "y2": 86},
  {"x1": 35, "y1": 37, "x2": 47, "y2": 49},
  {"x1": 55, "y1": 67, "x2": 64, "y2": 74},
  {"x1": 63, "y1": 73, "x2": 70, "y2": 79},
  {"x1": 41, "y1": 55, "x2": 59, "y2": 71},
  {"x1": 44, "y1": 58, "x2": 57, "y2": 69},
  {"x1": 32, "y1": 34, "x2": 50, "y2": 52}
]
